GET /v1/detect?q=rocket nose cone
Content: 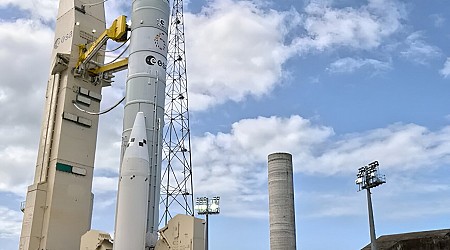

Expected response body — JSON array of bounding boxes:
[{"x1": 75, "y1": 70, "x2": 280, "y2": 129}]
[
  {"x1": 123, "y1": 112, "x2": 149, "y2": 160},
  {"x1": 130, "y1": 112, "x2": 146, "y2": 139}
]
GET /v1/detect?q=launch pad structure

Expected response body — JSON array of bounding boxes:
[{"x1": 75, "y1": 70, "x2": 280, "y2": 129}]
[
  {"x1": 19, "y1": 2, "x2": 110, "y2": 249},
  {"x1": 19, "y1": 0, "x2": 202, "y2": 249}
]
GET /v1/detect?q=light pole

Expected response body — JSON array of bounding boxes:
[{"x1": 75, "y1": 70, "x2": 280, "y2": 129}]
[
  {"x1": 195, "y1": 196, "x2": 220, "y2": 250},
  {"x1": 356, "y1": 161, "x2": 386, "y2": 250}
]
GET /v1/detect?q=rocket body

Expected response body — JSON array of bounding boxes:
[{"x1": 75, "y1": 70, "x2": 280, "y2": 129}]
[
  {"x1": 114, "y1": 112, "x2": 150, "y2": 250},
  {"x1": 115, "y1": 0, "x2": 170, "y2": 249}
]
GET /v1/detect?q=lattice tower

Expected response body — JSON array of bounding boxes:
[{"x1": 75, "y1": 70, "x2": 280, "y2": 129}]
[{"x1": 160, "y1": 0, "x2": 194, "y2": 226}]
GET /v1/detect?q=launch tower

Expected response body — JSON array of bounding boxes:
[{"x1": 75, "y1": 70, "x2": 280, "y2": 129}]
[
  {"x1": 19, "y1": 1, "x2": 112, "y2": 249},
  {"x1": 160, "y1": 0, "x2": 195, "y2": 225}
]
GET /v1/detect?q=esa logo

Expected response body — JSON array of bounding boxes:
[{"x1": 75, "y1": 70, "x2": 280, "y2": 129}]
[
  {"x1": 54, "y1": 31, "x2": 73, "y2": 49},
  {"x1": 145, "y1": 55, "x2": 166, "y2": 69}
]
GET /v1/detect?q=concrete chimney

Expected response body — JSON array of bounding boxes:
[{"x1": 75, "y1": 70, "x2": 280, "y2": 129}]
[{"x1": 268, "y1": 152, "x2": 296, "y2": 250}]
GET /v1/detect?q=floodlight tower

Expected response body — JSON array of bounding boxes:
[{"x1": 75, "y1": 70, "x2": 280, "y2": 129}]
[
  {"x1": 356, "y1": 161, "x2": 386, "y2": 250},
  {"x1": 195, "y1": 196, "x2": 220, "y2": 250},
  {"x1": 160, "y1": 0, "x2": 194, "y2": 225}
]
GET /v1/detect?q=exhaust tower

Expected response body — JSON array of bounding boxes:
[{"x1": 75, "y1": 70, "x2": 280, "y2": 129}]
[{"x1": 268, "y1": 152, "x2": 297, "y2": 250}]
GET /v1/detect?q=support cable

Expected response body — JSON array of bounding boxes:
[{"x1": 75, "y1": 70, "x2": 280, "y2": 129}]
[
  {"x1": 72, "y1": 96, "x2": 125, "y2": 115},
  {"x1": 105, "y1": 44, "x2": 129, "y2": 64},
  {"x1": 104, "y1": 37, "x2": 130, "y2": 53}
]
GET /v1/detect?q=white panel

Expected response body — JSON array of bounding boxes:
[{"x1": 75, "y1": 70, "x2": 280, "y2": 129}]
[
  {"x1": 72, "y1": 166, "x2": 87, "y2": 176},
  {"x1": 88, "y1": 91, "x2": 102, "y2": 101},
  {"x1": 77, "y1": 117, "x2": 92, "y2": 127},
  {"x1": 63, "y1": 112, "x2": 78, "y2": 122},
  {"x1": 79, "y1": 87, "x2": 89, "y2": 96},
  {"x1": 77, "y1": 95, "x2": 91, "y2": 105}
]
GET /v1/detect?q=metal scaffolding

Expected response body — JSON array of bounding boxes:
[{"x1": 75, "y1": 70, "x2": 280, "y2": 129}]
[{"x1": 160, "y1": 0, "x2": 194, "y2": 226}]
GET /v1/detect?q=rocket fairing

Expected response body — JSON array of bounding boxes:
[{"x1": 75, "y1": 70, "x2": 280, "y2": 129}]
[
  {"x1": 116, "y1": 0, "x2": 170, "y2": 249},
  {"x1": 114, "y1": 112, "x2": 150, "y2": 250}
]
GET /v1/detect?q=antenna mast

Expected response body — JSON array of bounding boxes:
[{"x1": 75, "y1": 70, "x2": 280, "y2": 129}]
[{"x1": 160, "y1": 0, "x2": 194, "y2": 225}]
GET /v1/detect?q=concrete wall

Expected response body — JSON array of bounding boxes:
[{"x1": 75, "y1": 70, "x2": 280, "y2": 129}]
[{"x1": 268, "y1": 152, "x2": 296, "y2": 250}]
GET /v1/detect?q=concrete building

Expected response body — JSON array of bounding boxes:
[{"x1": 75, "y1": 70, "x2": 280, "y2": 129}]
[
  {"x1": 19, "y1": 2, "x2": 108, "y2": 249},
  {"x1": 268, "y1": 152, "x2": 297, "y2": 250},
  {"x1": 80, "y1": 230, "x2": 113, "y2": 250},
  {"x1": 361, "y1": 229, "x2": 450, "y2": 250}
]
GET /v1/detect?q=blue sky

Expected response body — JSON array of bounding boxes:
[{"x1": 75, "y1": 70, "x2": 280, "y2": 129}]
[{"x1": 1, "y1": 0, "x2": 450, "y2": 249}]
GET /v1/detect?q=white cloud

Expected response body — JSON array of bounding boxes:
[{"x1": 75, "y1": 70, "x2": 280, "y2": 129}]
[
  {"x1": 0, "y1": 0, "x2": 58, "y2": 22},
  {"x1": 327, "y1": 57, "x2": 391, "y2": 74},
  {"x1": 94, "y1": 102, "x2": 124, "y2": 173},
  {"x1": 93, "y1": 176, "x2": 118, "y2": 194},
  {"x1": 430, "y1": 14, "x2": 445, "y2": 27},
  {"x1": 387, "y1": 175, "x2": 450, "y2": 195},
  {"x1": 400, "y1": 32, "x2": 441, "y2": 65},
  {"x1": 194, "y1": 116, "x2": 450, "y2": 178},
  {"x1": 312, "y1": 123, "x2": 450, "y2": 174},
  {"x1": 185, "y1": 0, "x2": 300, "y2": 111},
  {"x1": 0, "y1": 0, "x2": 129, "y2": 24},
  {"x1": 0, "y1": 206, "x2": 22, "y2": 238},
  {"x1": 0, "y1": 19, "x2": 54, "y2": 195},
  {"x1": 190, "y1": 116, "x2": 450, "y2": 218},
  {"x1": 293, "y1": 0, "x2": 405, "y2": 51},
  {"x1": 0, "y1": 19, "x2": 53, "y2": 121},
  {"x1": 304, "y1": 192, "x2": 365, "y2": 218},
  {"x1": 104, "y1": 0, "x2": 129, "y2": 24},
  {"x1": 378, "y1": 175, "x2": 450, "y2": 219},
  {"x1": 192, "y1": 115, "x2": 333, "y2": 217},
  {"x1": 0, "y1": 146, "x2": 36, "y2": 195},
  {"x1": 183, "y1": 0, "x2": 407, "y2": 111},
  {"x1": 384, "y1": 198, "x2": 450, "y2": 219},
  {"x1": 301, "y1": 172, "x2": 450, "y2": 220},
  {"x1": 94, "y1": 197, "x2": 116, "y2": 210},
  {"x1": 0, "y1": 89, "x2": 6, "y2": 103},
  {"x1": 440, "y1": 58, "x2": 450, "y2": 78}
]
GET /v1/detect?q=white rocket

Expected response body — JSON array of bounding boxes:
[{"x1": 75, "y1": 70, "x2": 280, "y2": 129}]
[
  {"x1": 114, "y1": 0, "x2": 170, "y2": 249},
  {"x1": 114, "y1": 112, "x2": 150, "y2": 250}
]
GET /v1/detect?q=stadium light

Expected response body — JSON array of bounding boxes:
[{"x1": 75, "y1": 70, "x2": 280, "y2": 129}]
[
  {"x1": 195, "y1": 196, "x2": 220, "y2": 250},
  {"x1": 356, "y1": 161, "x2": 386, "y2": 250}
]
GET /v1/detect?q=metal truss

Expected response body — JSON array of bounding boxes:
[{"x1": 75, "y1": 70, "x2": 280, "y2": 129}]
[{"x1": 160, "y1": 0, "x2": 194, "y2": 226}]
